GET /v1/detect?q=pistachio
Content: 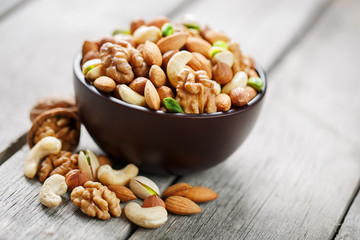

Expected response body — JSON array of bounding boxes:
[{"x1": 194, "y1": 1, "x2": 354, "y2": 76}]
[
  {"x1": 212, "y1": 40, "x2": 228, "y2": 49},
  {"x1": 129, "y1": 176, "x2": 160, "y2": 199},
  {"x1": 78, "y1": 149, "x2": 100, "y2": 181},
  {"x1": 163, "y1": 97, "x2": 184, "y2": 113},
  {"x1": 82, "y1": 59, "x2": 101, "y2": 76},
  {"x1": 161, "y1": 23, "x2": 174, "y2": 37},
  {"x1": 247, "y1": 77, "x2": 264, "y2": 92},
  {"x1": 212, "y1": 51, "x2": 234, "y2": 67}
]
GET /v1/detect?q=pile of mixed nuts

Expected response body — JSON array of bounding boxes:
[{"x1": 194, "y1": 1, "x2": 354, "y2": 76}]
[
  {"x1": 25, "y1": 95, "x2": 218, "y2": 228},
  {"x1": 81, "y1": 14, "x2": 264, "y2": 114}
]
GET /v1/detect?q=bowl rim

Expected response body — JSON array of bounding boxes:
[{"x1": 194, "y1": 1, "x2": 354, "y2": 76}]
[{"x1": 74, "y1": 53, "x2": 267, "y2": 119}]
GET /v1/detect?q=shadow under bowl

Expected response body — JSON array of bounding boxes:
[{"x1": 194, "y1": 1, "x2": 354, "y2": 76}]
[{"x1": 73, "y1": 53, "x2": 267, "y2": 175}]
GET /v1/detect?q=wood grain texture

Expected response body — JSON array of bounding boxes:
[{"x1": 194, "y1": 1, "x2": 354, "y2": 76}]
[
  {"x1": 0, "y1": 131, "x2": 175, "y2": 240},
  {"x1": 0, "y1": 0, "x2": 185, "y2": 157}
]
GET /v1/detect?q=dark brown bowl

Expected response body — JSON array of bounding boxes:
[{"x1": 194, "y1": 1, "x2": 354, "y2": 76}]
[{"x1": 73, "y1": 53, "x2": 267, "y2": 175}]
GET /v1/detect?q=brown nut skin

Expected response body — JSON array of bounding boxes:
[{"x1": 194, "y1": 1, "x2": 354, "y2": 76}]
[
  {"x1": 81, "y1": 51, "x2": 100, "y2": 67},
  {"x1": 108, "y1": 185, "x2": 136, "y2": 202},
  {"x1": 162, "y1": 183, "x2": 192, "y2": 199},
  {"x1": 215, "y1": 93, "x2": 231, "y2": 112},
  {"x1": 230, "y1": 86, "x2": 257, "y2": 107},
  {"x1": 212, "y1": 62, "x2": 233, "y2": 85},
  {"x1": 94, "y1": 76, "x2": 116, "y2": 93},
  {"x1": 143, "y1": 195, "x2": 166, "y2": 208},
  {"x1": 129, "y1": 77, "x2": 148, "y2": 95},
  {"x1": 147, "y1": 16, "x2": 170, "y2": 29},
  {"x1": 162, "y1": 49, "x2": 179, "y2": 69},
  {"x1": 130, "y1": 18, "x2": 146, "y2": 34},
  {"x1": 97, "y1": 155, "x2": 112, "y2": 166},
  {"x1": 149, "y1": 65, "x2": 166, "y2": 88},
  {"x1": 30, "y1": 96, "x2": 76, "y2": 122},
  {"x1": 143, "y1": 40, "x2": 162, "y2": 67},
  {"x1": 82, "y1": 41, "x2": 98, "y2": 57},
  {"x1": 96, "y1": 36, "x2": 116, "y2": 49},
  {"x1": 65, "y1": 169, "x2": 90, "y2": 192},
  {"x1": 157, "y1": 86, "x2": 174, "y2": 104},
  {"x1": 28, "y1": 108, "x2": 81, "y2": 151}
]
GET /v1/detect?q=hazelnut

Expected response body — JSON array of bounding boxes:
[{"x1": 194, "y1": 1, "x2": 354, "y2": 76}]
[
  {"x1": 230, "y1": 87, "x2": 256, "y2": 107},
  {"x1": 212, "y1": 62, "x2": 233, "y2": 85},
  {"x1": 143, "y1": 195, "x2": 166, "y2": 208},
  {"x1": 215, "y1": 93, "x2": 231, "y2": 111},
  {"x1": 65, "y1": 169, "x2": 90, "y2": 192},
  {"x1": 157, "y1": 86, "x2": 174, "y2": 103}
]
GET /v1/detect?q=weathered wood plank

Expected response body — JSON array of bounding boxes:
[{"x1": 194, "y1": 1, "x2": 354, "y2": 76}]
[
  {"x1": 130, "y1": 0, "x2": 360, "y2": 239},
  {"x1": 0, "y1": 0, "x2": 186, "y2": 158},
  {"x1": 0, "y1": 129, "x2": 176, "y2": 240},
  {"x1": 336, "y1": 191, "x2": 360, "y2": 240}
]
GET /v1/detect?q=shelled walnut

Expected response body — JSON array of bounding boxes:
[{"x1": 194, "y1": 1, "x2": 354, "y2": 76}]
[
  {"x1": 28, "y1": 108, "x2": 80, "y2": 151},
  {"x1": 176, "y1": 69, "x2": 217, "y2": 114},
  {"x1": 38, "y1": 151, "x2": 78, "y2": 182},
  {"x1": 71, "y1": 181, "x2": 121, "y2": 220}
]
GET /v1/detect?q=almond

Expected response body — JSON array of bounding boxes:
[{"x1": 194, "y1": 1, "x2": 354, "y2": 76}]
[
  {"x1": 165, "y1": 196, "x2": 201, "y2": 215},
  {"x1": 143, "y1": 195, "x2": 166, "y2": 208},
  {"x1": 147, "y1": 16, "x2": 170, "y2": 29},
  {"x1": 162, "y1": 183, "x2": 192, "y2": 199},
  {"x1": 108, "y1": 185, "x2": 137, "y2": 202},
  {"x1": 143, "y1": 40, "x2": 162, "y2": 66},
  {"x1": 187, "y1": 52, "x2": 212, "y2": 79},
  {"x1": 157, "y1": 86, "x2": 174, "y2": 104},
  {"x1": 212, "y1": 62, "x2": 233, "y2": 85},
  {"x1": 130, "y1": 18, "x2": 146, "y2": 34},
  {"x1": 149, "y1": 65, "x2": 166, "y2": 87},
  {"x1": 82, "y1": 40, "x2": 98, "y2": 57},
  {"x1": 93, "y1": 76, "x2": 116, "y2": 92},
  {"x1": 162, "y1": 49, "x2": 179, "y2": 69},
  {"x1": 144, "y1": 80, "x2": 160, "y2": 110},
  {"x1": 183, "y1": 186, "x2": 218, "y2": 203},
  {"x1": 202, "y1": 29, "x2": 230, "y2": 44},
  {"x1": 185, "y1": 37, "x2": 212, "y2": 58},
  {"x1": 157, "y1": 32, "x2": 188, "y2": 53}
]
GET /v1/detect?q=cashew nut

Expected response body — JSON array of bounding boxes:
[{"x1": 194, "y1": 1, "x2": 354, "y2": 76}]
[
  {"x1": 24, "y1": 136, "x2": 62, "y2": 178},
  {"x1": 97, "y1": 164, "x2": 139, "y2": 186},
  {"x1": 124, "y1": 202, "x2": 167, "y2": 229},
  {"x1": 39, "y1": 174, "x2": 68, "y2": 207},
  {"x1": 222, "y1": 71, "x2": 248, "y2": 95},
  {"x1": 116, "y1": 84, "x2": 147, "y2": 107},
  {"x1": 133, "y1": 25, "x2": 161, "y2": 45},
  {"x1": 166, "y1": 50, "x2": 193, "y2": 88}
]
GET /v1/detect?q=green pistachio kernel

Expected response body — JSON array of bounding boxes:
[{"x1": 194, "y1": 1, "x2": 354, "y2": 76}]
[
  {"x1": 184, "y1": 24, "x2": 200, "y2": 31},
  {"x1": 208, "y1": 46, "x2": 225, "y2": 58},
  {"x1": 83, "y1": 65, "x2": 95, "y2": 76},
  {"x1": 140, "y1": 182, "x2": 158, "y2": 195},
  {"x1": 112, "y1": 28, "x2": 130, "y2": 36},
  {"x1": 247, "y1": 77, "x2": 264, "y2": 92},
  {"x1": 213, "y1": 40, "x2": 228, "y2": 49},
  {"x1": 163, "y1": 97, "x2": 184, "y2": 113},
  {"x1": 161, "y1": 23, "x2": 174, "y2": 37}
]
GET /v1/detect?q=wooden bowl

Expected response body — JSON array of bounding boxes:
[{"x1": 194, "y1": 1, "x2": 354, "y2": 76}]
[{"x1": 73, "y1": 53, "x2": 267, "y2": 175}]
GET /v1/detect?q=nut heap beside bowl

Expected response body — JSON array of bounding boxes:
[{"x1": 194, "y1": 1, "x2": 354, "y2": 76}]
[{"x1": 80, "y1": 15, "x2": 264, "y2": 114}]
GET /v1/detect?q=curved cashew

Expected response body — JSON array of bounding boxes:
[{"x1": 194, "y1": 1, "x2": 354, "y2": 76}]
[
  {"x1": 222, "y1": 71, "x2": 248, "y2": 95},
  {"x1": 116, "y1": 84, "x2": 147, "y2": 107},
  {"x1": 39, "y1": 174, "x2": 67, "y2": 207},
  {"x1": 166, "y1": 51, "x2": 193, "y2": 88},
  {"x1": 97, "y1": 164, "x2": 139, "y2": 186},
  {"x1": 24, "y1": 136, "x2": 62, "y2": 178},
  {"x1": 124, "y1": 202, "x2": 167, "y2": 229}
]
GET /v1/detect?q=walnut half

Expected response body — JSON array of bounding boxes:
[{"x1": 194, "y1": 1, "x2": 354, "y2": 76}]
[
  {"x1": 28, "y1": 108, "x2": 81, "y2": 152},
  {"x1": 71, "y1": 181, "x2": 121, "y2": 220}
]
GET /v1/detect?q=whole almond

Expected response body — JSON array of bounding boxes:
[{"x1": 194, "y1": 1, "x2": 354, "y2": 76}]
[
  {"x1": 108, "y1": 185, "x2": 137, "y2": 202},
  {"x1": 143, "y1": 40, "x2": 162, "y2": 66},
  {"x1": 165, "y1": 196, "x2": 201, "y2": 215},
  {"x1": 184, "y1": 186, "x2": 218, "y2": 203},
  {"x1": 185, "y1": 37, "x2": 212, "y2": 58},
  {"x1": 212, "y1": 62, "x2": 233, "y2": 85},
  {"x1": 94, "y1": 76, "x2": 116, "y2": 92},
  {"x1": 143, "y1": 195, "x2": 166, "y2": 208},
  {"x1": 147, "y1": 16, "x2": 169, "y2": 29},
  {"x1": 162, "y1": 49, "x2": 179, "y2": 69},
  {"x1": 157, "y1": 86, "x2": 174, "y2": 104},
  {"x1": 129, "y1": 77, "x2": 148, "y2": 95},
  {"x1": 162, "y1": 183, "x2": 192, "y2": 199},
  {"x1": 149, "y1": 65, "x2": 166, "y2": 87},
  {"x1": 188, "y1": 52, "x2": 212, "y2": 79},
  {"x1": 144, "y1": 80, "x2": 160, "y2": 110},
  {"x1": 130, "y1": 18, "x2": 146, "y2": 34},
  {"x1": 157, "y1": 32, "x2": 188, "y2": 53},
  {"x1": 202, "y1": 29, "x2": 230, "y2": 44},
  {"x1": 82, "y1": 40, "x2": 98, "y2": 57}
]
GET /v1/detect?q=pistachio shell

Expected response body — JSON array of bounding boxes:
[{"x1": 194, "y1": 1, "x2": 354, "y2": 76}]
[{"x1": 129, "y1": 176, "x2": 160, "y2": 199}]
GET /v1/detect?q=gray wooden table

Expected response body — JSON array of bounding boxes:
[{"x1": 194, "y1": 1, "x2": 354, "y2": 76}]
[{"x1": 0, "y1": 0, "x2": 359, "y2": 239}]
